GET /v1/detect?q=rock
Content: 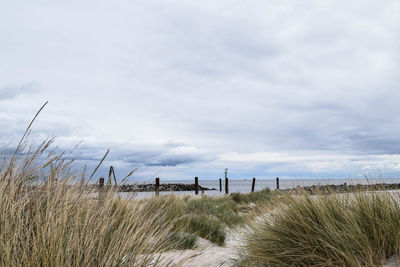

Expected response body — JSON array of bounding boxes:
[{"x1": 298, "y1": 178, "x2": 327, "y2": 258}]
[
  {"x1": 118, "y1": 183, "x2": 216, "y2": 192},
  {"x1": 281, "y1": 182, "x2": 400, "y2": 194}
]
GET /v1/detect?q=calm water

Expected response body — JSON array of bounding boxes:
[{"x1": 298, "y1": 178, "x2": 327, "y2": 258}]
[{"x1": 119, "y1": 178, "x2": 400, "y2": 199}]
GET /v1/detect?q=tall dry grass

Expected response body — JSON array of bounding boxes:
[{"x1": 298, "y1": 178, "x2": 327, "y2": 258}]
[
  {"x1": 241, "y1": 190, "x2": 400, "y2": 266},
  {"x1": 0, "y1": 139, "x2": 176, "y2": 266}
]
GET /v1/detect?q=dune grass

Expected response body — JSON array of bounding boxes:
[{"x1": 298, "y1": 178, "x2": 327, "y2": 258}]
[
  {"x1": 0, "y1": 140, "x2": 186, "y2": 266},
  {"x1": 241, "y1": 190, "x2": 400, "y2": 266},
  {"x1": 141, "y1": 195, "x2": 232, "y2": 246},
  {"x1": 142, "y1": 189, "x2": 275, "y2": 247},
  {"x1": 230, "y1": 188, "x2": 273, "y2": 205}
]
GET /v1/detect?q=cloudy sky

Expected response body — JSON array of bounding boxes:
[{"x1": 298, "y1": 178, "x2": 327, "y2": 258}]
[{"x1": 0, "y1": 0, "x2": 399, "y2": 181}]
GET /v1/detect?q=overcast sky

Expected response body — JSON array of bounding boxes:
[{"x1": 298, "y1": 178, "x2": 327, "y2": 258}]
[{"x1": 1, "y1": 0, "x2": 399, "y2": 181}]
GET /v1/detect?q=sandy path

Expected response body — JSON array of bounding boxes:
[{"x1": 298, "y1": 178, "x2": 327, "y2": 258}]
[
  {"x1": 154, "y1": 229, "x2": 245, "y2": 267},
  {"x1": 383, "y1": 255, "x2": 400, "y2": 267}
]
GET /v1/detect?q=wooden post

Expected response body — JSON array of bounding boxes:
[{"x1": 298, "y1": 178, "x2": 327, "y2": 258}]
[
  {"x1": 155, "y1": 177, "x2": 160, "y2": 196},
  {"x1": 219, "y1": 178, "x2": 222, "y2": 192},
  {"x1": 108, "y1": 166, "x2": 117, "y2": 186},
  {"x1": 99, "y1": 177, "x2": 104, "y2": 189},
  {"x1": 276, "y1": 177, "x2": 279, "y2": 190},
  {"x1": 225, "y1": 177, "x2": 229, "y2": 195},
  {"x1": 251, "y1": 177, "x2": 256, "y2": 192},
  {"x1": 195, "y1": 177, "x2": 199, "y2": 195},
  {"x1": 107, "y1": 167, "x2": 112, "y2": 186},
  {"x1": 98, "y1": 177, "x2": 105, "y2": 203}
]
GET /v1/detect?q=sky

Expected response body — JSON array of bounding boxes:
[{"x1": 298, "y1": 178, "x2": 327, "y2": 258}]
[{"x1": 0, "y1": 0, "x2": 399, "y2": 182}]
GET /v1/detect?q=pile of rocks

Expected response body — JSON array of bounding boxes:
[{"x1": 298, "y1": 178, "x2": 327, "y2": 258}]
[
  {"x1": 118, "y1": 183, "x2": 217, "y2": 192},
  {"x1": 282, "y1": 183, "x2": 400, "y2": 194}
]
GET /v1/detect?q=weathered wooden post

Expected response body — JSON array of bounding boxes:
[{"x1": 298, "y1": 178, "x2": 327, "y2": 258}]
[
  {"x1": 108, "y1": 166, "x2": 117, "y2": 187},
  {"x1": 251, "y1": 177, "x2": 256, "y2": 192},
  {"x1": 224, "y1": 168, "x2": 229, "y2": 195},
  {"x1": 99, "y1": 177, "x2": 104, "y2": 189},
  {"x1": 107, "y1": 168, "x2": 112, "y2": 186},
  {"x1": 276, "y1": 177, "x2": 279, "y2": 190},
  {"x1": 195, "y1": 177, "x2": 199, "y2": 195},
  {"x1": 155, "y1": 177, "x2": 160, "y2": 196},
  {"x1": 219, "y1": 178, "x2": 222, "y2": 192},
  {"x1": 98, "y1": 177, "x2": 105, "y2": 203}
]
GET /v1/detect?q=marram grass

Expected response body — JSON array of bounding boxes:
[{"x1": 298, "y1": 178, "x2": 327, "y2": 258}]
[
  {"x1": 0, "y1": 140, "x2": 178, "y2": 267},
  {"x1": 138, "y1": 188, "x2": 275, "y2": 247},
  {"x1": 241, "y1": 190, "x2": 400, "y2": 266}
]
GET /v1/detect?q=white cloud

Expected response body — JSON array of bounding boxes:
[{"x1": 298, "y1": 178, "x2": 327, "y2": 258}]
[{"x1": 0, "y1": 0, "x2": 399, "y2": 180}]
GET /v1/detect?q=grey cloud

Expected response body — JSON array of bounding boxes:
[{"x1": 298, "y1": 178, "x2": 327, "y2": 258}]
[
  {"x1": 145, "y1": 157, "x2": 199, "y2": 167},
  {"x1": 347, "y1": 135, "x2": 400, "y2": 155},
  {"x1": 121, "y1": 151, "x2": 207, "y2": 167},
  {"x1": 0, "y1": 83, "x2": 38, "y2": 100},
  {"x1": 59, "y1": 139, "x2": 210, "y2": 168}
]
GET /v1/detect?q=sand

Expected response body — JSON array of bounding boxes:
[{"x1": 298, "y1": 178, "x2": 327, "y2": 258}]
[
  {"x1": 153, "y1": 229, "x2": 245, "y2": 267},
  {"x1": 383, "y1": 255, "x2": 400, "y2": 267}
]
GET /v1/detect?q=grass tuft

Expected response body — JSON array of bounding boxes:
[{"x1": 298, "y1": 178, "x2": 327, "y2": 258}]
[
  {"x1": 230, "y1": 188, "x2": 273, "y2": 204},
  {"x1": 241, "y1": 190, "x2": 400, "y2": 266},
  {"x1": 0, "y1": 141, "x2": 180, "y2": 266},
  {"x1": 186, "y1": 214, "x2": 226, "y2": 246}
]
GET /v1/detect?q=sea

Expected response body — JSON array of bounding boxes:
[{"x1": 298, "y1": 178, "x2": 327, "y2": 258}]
[{"x1": 119, "y1": 178, "x2": 400, "y2": 199}]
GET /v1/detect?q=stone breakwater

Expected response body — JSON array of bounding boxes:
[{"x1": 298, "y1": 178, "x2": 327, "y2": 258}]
[
  {"x1": 282, "y1": 183, "x2": 400, "y2": 194},
  {"x1": 118, "y1": 183, "x2": 217, "y2": 192}
]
